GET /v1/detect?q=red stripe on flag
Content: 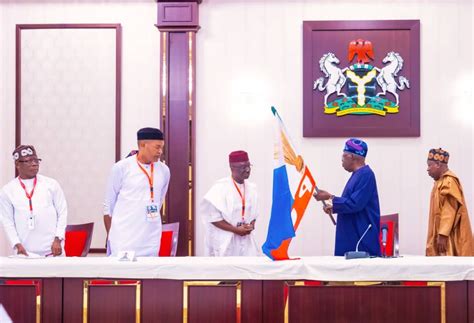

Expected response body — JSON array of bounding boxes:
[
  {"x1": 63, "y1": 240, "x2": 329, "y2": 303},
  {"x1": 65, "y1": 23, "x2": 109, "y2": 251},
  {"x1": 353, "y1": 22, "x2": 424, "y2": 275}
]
[{"x1": 293, "y1": 166, "x2": 316, "y2": 231}]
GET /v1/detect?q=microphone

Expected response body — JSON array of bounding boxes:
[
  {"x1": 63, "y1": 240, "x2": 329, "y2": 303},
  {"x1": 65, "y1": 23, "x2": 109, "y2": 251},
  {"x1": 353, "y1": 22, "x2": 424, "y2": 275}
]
[
  {"x1": 381, "y1": 224, "x2": 388, "y2": 247},
  {"x1": 381, "y1": 224, "x2": 388, "y2": 257},
  {"x1": 345, "y1": 224, "x2": 372, "y2": 259}
]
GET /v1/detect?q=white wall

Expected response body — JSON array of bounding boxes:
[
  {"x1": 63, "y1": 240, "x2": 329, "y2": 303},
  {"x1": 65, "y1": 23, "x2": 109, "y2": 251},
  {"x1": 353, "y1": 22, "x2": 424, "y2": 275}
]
[
  {"x1": 0, "y1": 0, "x2": 161, "y2": 253},
  {"x1": 0, "y1": 0, "x2": 472, "y2": 256},
  {"x1": 20, "y1": 28, "x2": 118, "y2": 249},
  {"x1": 195, "y1": 0, "x2": 473, "y2": 256}
]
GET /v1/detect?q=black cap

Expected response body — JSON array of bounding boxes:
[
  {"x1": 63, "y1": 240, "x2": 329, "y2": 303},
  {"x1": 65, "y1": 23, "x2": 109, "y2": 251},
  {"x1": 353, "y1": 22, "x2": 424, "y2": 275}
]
[{"x1": 137, "y1": 127, "x2": 164, "y2": 140}]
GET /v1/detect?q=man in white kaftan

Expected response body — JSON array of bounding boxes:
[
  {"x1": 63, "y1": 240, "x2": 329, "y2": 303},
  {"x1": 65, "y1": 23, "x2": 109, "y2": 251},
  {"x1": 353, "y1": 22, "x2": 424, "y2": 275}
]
[
  {"x1": 1, "y1": 145, "x2": 67, "y2": 257},
  {"x1": 104, "y1": 128, "x2": 170, "y2": 257},
  {"x1": 202, "y1": 150, "x2": 260, "y2": 256}
]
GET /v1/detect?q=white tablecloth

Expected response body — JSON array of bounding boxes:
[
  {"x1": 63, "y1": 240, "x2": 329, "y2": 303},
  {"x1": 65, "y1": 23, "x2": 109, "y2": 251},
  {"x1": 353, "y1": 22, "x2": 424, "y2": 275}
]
[{"x1": 0, "y1": 256, "x2": 472, "y2": 281}]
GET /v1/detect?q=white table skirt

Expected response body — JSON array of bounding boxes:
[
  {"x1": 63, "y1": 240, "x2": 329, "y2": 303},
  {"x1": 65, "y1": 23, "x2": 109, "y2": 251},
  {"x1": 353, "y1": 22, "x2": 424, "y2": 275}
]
[{"x1": 0, "y1": 256, "x2": 472, "y2": 281}]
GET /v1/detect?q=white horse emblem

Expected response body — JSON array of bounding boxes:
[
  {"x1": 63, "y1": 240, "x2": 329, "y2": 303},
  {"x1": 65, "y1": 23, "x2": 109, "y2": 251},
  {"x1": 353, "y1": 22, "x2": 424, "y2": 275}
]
[
  {"x1": 376, "y1": 52, "x2": 410, "y2": 105},
  {"x1": 313, "y1": 53, "x2": 347, "y2": 107}
]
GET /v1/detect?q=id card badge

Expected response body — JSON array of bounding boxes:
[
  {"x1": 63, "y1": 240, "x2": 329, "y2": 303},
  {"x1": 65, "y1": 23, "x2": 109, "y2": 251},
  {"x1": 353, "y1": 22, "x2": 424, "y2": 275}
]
[
  {"x1": 146, "y1": 204, "x2": 160, "y2": 222},
  {"x1": 28, "y1": 214, "x2": 35, "y2": 230}
]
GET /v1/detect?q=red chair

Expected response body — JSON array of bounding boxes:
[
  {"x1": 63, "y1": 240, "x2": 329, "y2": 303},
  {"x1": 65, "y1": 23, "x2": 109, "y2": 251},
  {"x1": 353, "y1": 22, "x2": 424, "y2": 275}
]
[
  {"x1": 159, "y1": 222, "x2": 179, "y2": 257},
  {"x1": 379, "y1": 214, "x2": 399, "y2": 257},
  {"x1": 379, "y1": 215, "x2": 423, "y2": 286},
  {"x1": 64, "y1": 222, "x2": 94, "y2": 257}
]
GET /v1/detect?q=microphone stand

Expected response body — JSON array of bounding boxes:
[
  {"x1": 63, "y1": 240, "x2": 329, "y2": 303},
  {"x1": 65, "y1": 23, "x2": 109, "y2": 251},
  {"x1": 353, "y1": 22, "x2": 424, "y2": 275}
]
[{"x1": 345, "y1": 224, "x2": 372, "y2": 259}]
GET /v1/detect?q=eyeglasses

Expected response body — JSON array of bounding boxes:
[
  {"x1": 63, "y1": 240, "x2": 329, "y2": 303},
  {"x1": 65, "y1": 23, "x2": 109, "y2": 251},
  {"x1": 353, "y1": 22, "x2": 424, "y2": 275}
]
[
  {"x1": 18, "y1": 158, "x2": 42, "y2": 165},
  {"x1": 231, "y1": 163, "x2": 253, "y2": 171}
]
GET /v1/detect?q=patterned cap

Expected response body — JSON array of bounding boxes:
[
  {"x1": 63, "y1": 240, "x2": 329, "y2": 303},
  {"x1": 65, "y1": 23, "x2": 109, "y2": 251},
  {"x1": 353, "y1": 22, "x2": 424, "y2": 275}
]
[
  {"x1": 12, "y1": 145, "x2": 37, "y2": 161},
  {"x1": 428, "y1": 148, "x2": 449, "y2": 164},
  {"x1": 343, "y1": 138, "x2": 368, "y2": 157}
]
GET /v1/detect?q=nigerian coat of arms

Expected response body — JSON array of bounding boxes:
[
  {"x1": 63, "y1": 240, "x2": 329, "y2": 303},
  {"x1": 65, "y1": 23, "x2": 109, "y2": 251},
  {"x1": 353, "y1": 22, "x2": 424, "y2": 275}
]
[{"x1": 313, "y1": 39, "x2": 410, "y2": 117}]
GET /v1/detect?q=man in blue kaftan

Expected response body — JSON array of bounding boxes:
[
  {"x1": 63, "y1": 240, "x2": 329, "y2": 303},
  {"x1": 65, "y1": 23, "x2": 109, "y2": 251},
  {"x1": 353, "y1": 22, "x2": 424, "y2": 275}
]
[{"x1": 313, "y1": 138, "x2": 381, "y2": 256}]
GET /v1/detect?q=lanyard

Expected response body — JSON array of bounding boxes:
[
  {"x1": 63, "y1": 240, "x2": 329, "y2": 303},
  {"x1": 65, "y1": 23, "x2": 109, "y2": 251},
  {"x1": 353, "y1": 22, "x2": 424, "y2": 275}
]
[
  {"x1": 232, "y1": 179, "x2": 245, "y2": 222},
  {"x1": 136, "y1": 157, "x2": 155, "y2": 203},
  {"x1": 18, "y1": 176, "x2": 37, "y2": 214}
]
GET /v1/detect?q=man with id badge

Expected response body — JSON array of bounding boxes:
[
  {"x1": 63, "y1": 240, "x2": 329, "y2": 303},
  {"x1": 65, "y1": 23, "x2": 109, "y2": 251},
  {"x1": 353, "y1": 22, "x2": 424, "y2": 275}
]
[
  {"x1": 104, "y1": 128, "x2": 170, "y2": 257},
  {"x1": 0, "y1": 145, "x2": 67, "y2": 257},
  {"x1": 202, "y1": 150, "x2": 260, "y2": 256}
]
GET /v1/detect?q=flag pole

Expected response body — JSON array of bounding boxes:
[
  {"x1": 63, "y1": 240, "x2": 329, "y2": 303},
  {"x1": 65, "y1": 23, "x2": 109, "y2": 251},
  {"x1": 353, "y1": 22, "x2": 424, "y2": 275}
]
[{"x1": 314, "y1": 187, "x2": 336, "y2": 225}]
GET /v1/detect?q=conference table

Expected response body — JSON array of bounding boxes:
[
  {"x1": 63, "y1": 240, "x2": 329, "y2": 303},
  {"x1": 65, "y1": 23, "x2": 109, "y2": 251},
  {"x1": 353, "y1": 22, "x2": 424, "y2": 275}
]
[{"x1": 1, "y1": 256, "x2": 473, "y2": 323}]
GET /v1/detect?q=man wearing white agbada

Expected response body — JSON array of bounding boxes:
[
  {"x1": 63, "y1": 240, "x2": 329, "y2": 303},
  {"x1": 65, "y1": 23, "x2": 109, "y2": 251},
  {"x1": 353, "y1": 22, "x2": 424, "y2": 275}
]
[
  {"x1": 202, "y1": 150, "x2": 260, "y2": 256},
  {"x1": 104, "y1": 128, "x2": 170, "y2": 257},
  {"x1": 0, "y1": 145, "x2": 67, "y2": 257}
]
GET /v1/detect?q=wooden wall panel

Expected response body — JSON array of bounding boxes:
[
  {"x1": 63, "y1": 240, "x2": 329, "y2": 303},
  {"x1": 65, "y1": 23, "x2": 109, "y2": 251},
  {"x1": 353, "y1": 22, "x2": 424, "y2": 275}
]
[
  {"x1": 241, "y1": 280, "x2": 263, "y2": 323},
  {"x1": 188, "y1": 285, "x2": 237, "y2": 323},
  {"x1": 88, "y1": 285, "x2": 138, "y2": 323},
  {"x1": 142, "y1": 279, "x2": 183, "y2": 323},
  {"x1": 288, "y1": 285, "x2": 441, "y2": 323},
  {"x1": 0, "y1": 278, "x2": 470, "y2": 323},
  {"x1": 0, "y1": 282, "x2": 37, "y2": 322},
  {"x1": 262, "y1": 281, "x2": 284, "y2": 323},
  {"x1": 63, "y1": 278, "x2": 84, "y2": 323},
  {"x1": 42, "y1": 278, "x2": 62, "y2": 323},
  {"x1": 468, "y1": 281, "x2": 474, "y2": 323}
]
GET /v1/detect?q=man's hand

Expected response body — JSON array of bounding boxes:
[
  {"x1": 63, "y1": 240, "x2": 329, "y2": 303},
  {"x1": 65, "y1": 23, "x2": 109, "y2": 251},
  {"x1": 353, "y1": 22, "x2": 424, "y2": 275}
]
[
  {"x1": 437, "y1": 234, "x2": 448, "y2": 255},
  {"x1": 51, "y1": 237, "x2": 62, "y2": 256},
  {"x1": 323, "y1": 205, "x2": 333, "y2": 215},
  {"x1": 234, "y1": 225, "x2": 253, "y2": 236},
  {"x1": 104, "y1": 215, "x2": 112, "y2": 249},
  {"x1": 313, "y1": 190, "x2": 333, "y2": 201},
  {"x1": 212, "y1": 220, "x2": 253, "y2": 236},
  {"x1": 243, "y1": 221, "x2": 255, "y2": 231},
  {"x1": 104, "y1": 215, "x2": 111, "y2": 235},
  {"x1": 15, "y1": 243, "x2": 28, "y2": 256}
]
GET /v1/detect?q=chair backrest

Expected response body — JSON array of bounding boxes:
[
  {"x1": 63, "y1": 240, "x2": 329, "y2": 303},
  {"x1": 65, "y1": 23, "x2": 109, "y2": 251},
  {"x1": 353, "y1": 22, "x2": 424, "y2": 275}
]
[
  {"x1": 65, "y1": 222, "x2": 94, "y2": 257},
  {"x1": 159, "y1": 222, "x2": 179, "y2": 257},
  {"x1": 380, "y1": 214, "x2": 399, "y2": 257}
]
